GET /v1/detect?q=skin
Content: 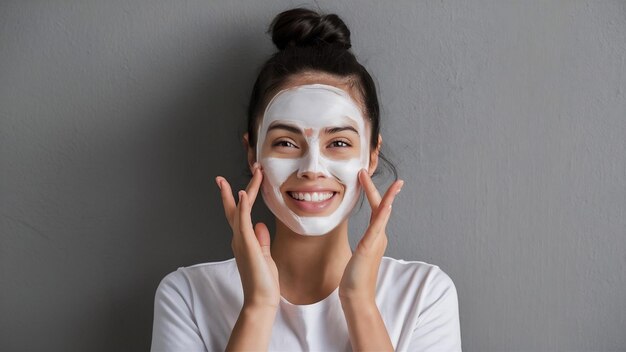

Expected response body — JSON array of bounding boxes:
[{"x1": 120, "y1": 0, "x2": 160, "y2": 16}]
[{"x1": 216, "y1": 72, "x2": 404, "y2": 351}]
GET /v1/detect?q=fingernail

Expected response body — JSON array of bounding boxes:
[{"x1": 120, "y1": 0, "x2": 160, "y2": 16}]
[
  {"x1": 395, "y1": 180, "x2": 405, "y2": 194},
  {"x1": 215, "y1": 177, "x2": 222, "y2": 189},
  {"x1": 253, "y1": 162, "x2": 260, "y2": 171}
]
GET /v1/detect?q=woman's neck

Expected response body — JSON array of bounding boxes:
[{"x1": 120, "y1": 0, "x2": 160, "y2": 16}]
[{"x1": 270, "y1": 220, "x2": 353, "y2": 304}]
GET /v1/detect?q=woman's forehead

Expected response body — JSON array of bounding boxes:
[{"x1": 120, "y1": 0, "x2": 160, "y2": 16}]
[
  {"x1": 263, "y1": 72, "x2": 367, "y2": 119},
  {"x1": 262, "y1": 84, "x2": 366, "y2": 129}
]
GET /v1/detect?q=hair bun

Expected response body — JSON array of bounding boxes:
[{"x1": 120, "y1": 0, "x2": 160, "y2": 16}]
[{"x1": 269, "y1": 8, "x2": 352, "y2": 50}]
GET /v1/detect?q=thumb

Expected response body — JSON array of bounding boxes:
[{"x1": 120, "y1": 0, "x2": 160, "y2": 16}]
[{"x1": 254, "y1": 222, "x2": 272, "y2": 257}]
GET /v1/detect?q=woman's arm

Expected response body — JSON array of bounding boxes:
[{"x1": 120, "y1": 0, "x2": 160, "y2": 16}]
[
  {"x1": 338, "y1": 171, "x2": 404, "y2": 351},
  {"x1": 408, "y1": 269, "x2": 462, "y2": 351},
  {"x1": 217, "y1": 169, "x2": 281, "y2": 350},
  {"x1": 150, "y1": 271, "x2": 207, "y2": 352},
  {"x1": 225, "y1": 304, "x2": 278, "y2": 351},
  {"x1": 341, "y1": 299, "x2": 394, "y2": 351}
]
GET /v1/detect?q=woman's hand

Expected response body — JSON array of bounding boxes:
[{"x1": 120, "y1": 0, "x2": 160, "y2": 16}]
[
  {"x1": 338, "y1": 169, "x2": 404, "y2": 304},
  {"x1": 216, "y1": 164, "x2": 280, "y2": 310},
  {"x1": 338, "y1": 170, "x2": 401, "y2": 352}
]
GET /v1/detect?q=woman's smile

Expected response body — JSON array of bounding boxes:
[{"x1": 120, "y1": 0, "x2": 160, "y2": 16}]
[
  {"x1": 282, "y1": 185, "x2": 343, "y2": 215},
  {"x1": 288, "y1": 191, "x2": 334, "y2": 202}
]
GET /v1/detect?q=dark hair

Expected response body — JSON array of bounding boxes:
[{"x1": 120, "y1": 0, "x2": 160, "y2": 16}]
[{"x1": 247, "y1": 7, "x2": 397, "y2": 180}]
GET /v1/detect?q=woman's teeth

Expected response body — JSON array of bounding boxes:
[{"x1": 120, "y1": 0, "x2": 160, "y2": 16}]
[{"x1": 288, "y1": 191, "x2": 334, "y2": 202}]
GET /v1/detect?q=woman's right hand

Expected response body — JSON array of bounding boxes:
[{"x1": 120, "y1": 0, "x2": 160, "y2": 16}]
[{"x1": 216, "y1": 164, "x2": 280, "y2": 310}]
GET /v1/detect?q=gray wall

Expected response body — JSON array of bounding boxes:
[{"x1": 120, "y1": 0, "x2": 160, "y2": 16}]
[{"x1": 1, "y1": 1, "x2": 625, "y2": 351}]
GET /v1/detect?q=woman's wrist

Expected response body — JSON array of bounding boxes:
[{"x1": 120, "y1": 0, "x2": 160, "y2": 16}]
[
  {"x1": 339, "y1": 297, "x2": 378, "y2": 315},
  {"x1": 239, "y1": 303, "x2": 278, "y2": 327},
  {"x1": 225, "y1": 303, "x2": 278, "y2": 351},
  {"x1": 340, "y1": 297, "x2": 394, "y2": 351},
  {"x1": 242, "y1": 302, "x2": 279, "y2": 315}
]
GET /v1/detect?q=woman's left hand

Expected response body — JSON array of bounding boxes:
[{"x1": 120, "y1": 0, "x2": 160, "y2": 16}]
[{"x1": 338, "y1": 169, "x2": 404, "y2": 304}]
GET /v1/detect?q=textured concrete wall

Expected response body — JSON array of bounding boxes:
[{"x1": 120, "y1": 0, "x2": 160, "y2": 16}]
[{"x1": 1, "y1": 1, "x2": 625, "y2": 351}]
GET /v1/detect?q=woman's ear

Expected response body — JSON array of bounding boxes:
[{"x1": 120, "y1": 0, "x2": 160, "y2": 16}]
[
  {"x1": 243, "y1": 133, "x2": 256, "y2": 173},
  {"x1": 368, "y1": 134, "x2": 382, "y2": 176}
]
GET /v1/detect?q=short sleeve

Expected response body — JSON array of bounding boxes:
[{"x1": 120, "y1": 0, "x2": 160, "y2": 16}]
[
  {"x1": 150, "y1": 270, "x2": 207, "y2": 352},
  {"x1": 408, "y1": 268, "x2": 462, "y2": 351}
]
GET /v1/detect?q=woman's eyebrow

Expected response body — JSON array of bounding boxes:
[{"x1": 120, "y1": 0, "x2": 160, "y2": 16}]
[
  {"x1": 267, "y1": 123, "x2": 301, "y2": 134},
  {"x1": 324, "y1": 126, "x2": 359, "y2": 135}
]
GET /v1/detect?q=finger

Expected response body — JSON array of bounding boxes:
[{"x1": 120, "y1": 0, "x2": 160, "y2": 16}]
[
  {"x1": 245, "y1": 164, "x2": 263, "y2": 207},
  {"x1": 359, "y1": 169, "x2": 382, "y2": 211},
  {"x1": 254, "y1": 222, "x2": 272, "y2": 257},
  {"x1": 375, "y1": 180, "x2": 404, "y2": 217},
  {"x1": 237, "y1": 190, "x2": 258, "y2": 246},
  {"x1": 216, "y1": 176, "x2": 236, "y2": 226},
  {"x1": 357, "y1": 203, "x2": 392, "y2": 253},
  {"x1": 359, "y1": 180, "x2": 404, "y2": 250}
]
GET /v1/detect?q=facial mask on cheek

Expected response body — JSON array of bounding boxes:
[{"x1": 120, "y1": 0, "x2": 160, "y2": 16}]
[{"x1": 256, "y1": 84, "x2": 370, "y2": 236}]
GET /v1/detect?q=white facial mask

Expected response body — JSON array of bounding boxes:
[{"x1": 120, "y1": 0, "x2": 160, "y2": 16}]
[{"x1": 256, "y1": 83, "x2": 369, "y2": 236}]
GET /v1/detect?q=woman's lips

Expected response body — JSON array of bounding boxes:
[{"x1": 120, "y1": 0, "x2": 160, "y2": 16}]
[{"x1": 285, "y1": 191, "x2": 338, "y2": 213}]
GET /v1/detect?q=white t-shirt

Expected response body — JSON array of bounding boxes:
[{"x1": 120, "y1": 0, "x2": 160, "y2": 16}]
[{"x1": 150, "y1": 256, "x2": 462, "y2": 351}]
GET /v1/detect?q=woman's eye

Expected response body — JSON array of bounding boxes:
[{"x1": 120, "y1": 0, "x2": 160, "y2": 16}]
[
  {"x1": 329, "y1": 140, "x2": 351, "y2": 148},
  {"x1": 273, "y1": 140, "x2": 298, "y2": 148}
]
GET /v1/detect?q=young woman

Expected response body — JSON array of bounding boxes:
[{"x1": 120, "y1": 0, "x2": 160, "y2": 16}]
[{"x1": 151, "y1": 7, "x2": 461, "y2": 352}]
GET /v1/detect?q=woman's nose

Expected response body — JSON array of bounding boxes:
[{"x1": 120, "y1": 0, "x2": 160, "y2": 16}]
[{"x1": 296, "y1": 147, "x2": 327, "y2": 179}]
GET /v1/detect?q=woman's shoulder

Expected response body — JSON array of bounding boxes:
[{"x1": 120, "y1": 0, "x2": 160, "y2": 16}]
[
  {"x1": 378, "y1": 256, "x2": 457, "y2": 297},
  {"x1": 154, "y1": 257, "x2": 239, "y2": 296},
  {"x1": 184, "y1": 257, "x2": 238, "y2": 274},
  {"x1": 380, "y1": 255, "x2": 451, "y2": 275},
  {"x1": 379, "y1": 257, "x2": 462, "y2": 350},
  {"x1": 159, "y1": 256, "x2": 237, "y2": 277}
]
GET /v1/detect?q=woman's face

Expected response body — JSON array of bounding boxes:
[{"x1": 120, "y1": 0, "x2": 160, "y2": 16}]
[{"x1": 255, "y1": 76, "x2": 372, "y2": 236}]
